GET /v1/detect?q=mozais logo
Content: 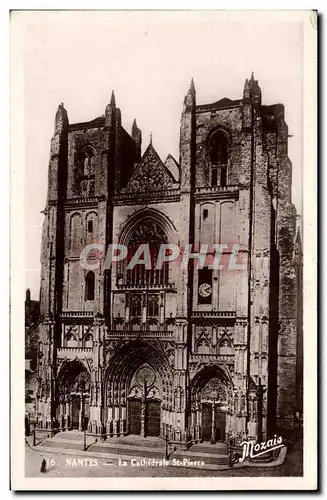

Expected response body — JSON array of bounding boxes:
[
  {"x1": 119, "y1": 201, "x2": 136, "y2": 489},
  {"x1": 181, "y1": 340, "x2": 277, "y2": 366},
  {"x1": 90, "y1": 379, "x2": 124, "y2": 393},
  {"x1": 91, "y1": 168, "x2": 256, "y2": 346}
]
[{"x1": 239, "y1": 435, "x2": 285, "y2": 463}]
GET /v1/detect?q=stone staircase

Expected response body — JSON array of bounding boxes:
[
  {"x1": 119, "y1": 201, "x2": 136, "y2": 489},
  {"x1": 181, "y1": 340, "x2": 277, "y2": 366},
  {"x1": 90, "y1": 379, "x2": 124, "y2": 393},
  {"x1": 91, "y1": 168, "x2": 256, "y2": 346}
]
[{"x1": 31, "y1": 430, "x2": 230, "y2": 470}]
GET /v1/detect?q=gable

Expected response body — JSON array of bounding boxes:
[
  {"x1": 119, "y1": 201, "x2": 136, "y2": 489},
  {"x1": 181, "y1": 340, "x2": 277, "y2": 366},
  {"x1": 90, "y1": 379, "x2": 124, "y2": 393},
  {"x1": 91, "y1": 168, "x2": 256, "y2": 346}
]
[{"x1": 124, "y1": 144, "x2": 177, "y2": 193}]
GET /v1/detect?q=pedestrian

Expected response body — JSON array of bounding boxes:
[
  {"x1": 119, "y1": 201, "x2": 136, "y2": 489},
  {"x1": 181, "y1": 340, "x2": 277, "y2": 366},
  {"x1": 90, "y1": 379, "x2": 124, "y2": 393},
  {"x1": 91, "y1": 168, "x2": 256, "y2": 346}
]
[{"x1": 40, "y1": 459, "x2": 47, "y2": 473}]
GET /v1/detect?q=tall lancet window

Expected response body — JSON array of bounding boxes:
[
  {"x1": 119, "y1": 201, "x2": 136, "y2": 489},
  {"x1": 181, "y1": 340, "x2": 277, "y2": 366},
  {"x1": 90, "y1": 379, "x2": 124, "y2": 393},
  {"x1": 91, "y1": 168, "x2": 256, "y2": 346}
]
[
  {"x1": 85, "y1": 271, "x2": 95, "y2": 301},
  {"x1": 74, "y1": 145, "x2": 96, "y2": 197},
  {"x1": 209, "y1": 131, "x2": 229, "y2": 187}
]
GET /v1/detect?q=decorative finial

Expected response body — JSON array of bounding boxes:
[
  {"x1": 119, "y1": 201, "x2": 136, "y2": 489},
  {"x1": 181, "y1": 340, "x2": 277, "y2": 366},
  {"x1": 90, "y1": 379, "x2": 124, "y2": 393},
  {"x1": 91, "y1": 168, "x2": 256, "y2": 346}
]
[
  {"x1": 110, "y1": 90, "x2": 116, "y2": 106},
  {"x1": 150, "y1": 132, "x2": 152, "y2": 145}
]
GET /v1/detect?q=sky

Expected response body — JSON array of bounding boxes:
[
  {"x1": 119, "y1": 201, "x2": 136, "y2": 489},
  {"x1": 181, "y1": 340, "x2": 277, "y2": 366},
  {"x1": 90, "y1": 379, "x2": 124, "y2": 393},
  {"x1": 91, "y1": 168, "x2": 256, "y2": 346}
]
[{"x1": 19, "y1": 11, "x2": 304, "y2": 299}]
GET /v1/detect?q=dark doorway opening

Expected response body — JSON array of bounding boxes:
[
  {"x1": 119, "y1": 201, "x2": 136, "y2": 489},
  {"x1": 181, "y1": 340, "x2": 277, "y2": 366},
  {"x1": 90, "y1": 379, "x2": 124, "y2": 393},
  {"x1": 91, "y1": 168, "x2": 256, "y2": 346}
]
[
  {"x1": 128, "y1": 398, "x2": 142, "y2": 435},
  {"x1": 145, "y1": 400, "x2": 161, "y2": 437},
  {"x1": 215, "y1": 411, "x2": 226, "y2": 441},
  {"x1": 202, "y1": 403, "x2": 212, "y2": 441},
  {"x1": 71, "y1": 395, "x2": 80, "y2": 429},
  {"x1": 201, "y1": 403, "x2": 226, "y2": 442}
]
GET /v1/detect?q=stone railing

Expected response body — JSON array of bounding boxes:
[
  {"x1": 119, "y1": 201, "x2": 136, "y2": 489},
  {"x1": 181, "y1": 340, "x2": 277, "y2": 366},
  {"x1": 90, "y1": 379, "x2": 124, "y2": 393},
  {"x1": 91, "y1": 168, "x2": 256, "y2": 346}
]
[
  {"x1": 192, "y1": 311, "x2": 236, "y2": 318},
  {"x1": 64, "y1": 195, "x2": 105, "y2": 207},
  {"x1": 106, "y1": 330, "x2": 174, "y2": 339},
  {"x1": 57, "y1": 347, "x2": 93, "y2": 359},
  {"x1": 113, "y1": 188, "x2": 180, "y2": 205},
  {"x1": 194, "y1": 185, "x2": 239, "y2": 201},
  {"x1": 115, "y1": 283, "x2": 176, "y2": 291},
  {"x1": 61, "y1": 311, "x2": 94, "y2": 317},
  {"x1": 190, "y1": 353, "x2": 235, "y2": 363}
]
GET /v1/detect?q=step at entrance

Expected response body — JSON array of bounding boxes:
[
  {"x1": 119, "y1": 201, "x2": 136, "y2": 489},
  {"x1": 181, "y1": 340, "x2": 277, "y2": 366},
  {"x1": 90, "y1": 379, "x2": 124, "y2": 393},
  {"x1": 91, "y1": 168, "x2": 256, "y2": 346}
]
[{"x1": 32, "y1": 431, "x2": 230, "y2": 468}]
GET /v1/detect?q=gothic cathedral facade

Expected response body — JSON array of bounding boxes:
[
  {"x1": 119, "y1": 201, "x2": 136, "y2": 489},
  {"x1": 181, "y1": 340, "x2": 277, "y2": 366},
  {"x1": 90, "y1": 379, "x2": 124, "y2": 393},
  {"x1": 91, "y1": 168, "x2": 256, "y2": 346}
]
[{"x1": 37, "y1": 75, "x2": 302, "y2": 446}]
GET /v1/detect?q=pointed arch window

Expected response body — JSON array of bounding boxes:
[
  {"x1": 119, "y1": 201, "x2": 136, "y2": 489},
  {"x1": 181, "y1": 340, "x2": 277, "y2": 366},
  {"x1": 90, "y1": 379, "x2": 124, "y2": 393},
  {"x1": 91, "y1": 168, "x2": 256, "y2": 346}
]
[
  {"x1": 147, "y1": 294, "x2": 160, "y2": 317},
  {"x1": 85, "y1": 271, "x2": 95, "y2": 301},
  {"x1": 70, "y1": 213, "x2": 83, "y2": 254},
  {"x1": 84, "y1": 334, "x2": 93, "y2": 348},
  {"x1": 209, "y1": 131, "x2": 229, "y2": 187},
  {"x1": 218, "y1": 337, "x2": 233, "y2": 355},
  {"x1": 83, "y1": 155, "x2": 94, "y2": 177},
  {"x1": 234, "y1": 394, "x2": 239, "y2": 414},
  {"x1": 66, "y1": 333, "x2": 78, "y2": 348},
  {"x1": 125, "y1": 219, "x2": 169, "y2": 286},
  {"x1": 130, "y1": 294, "x2": 142, "y2": 317},
  {"x1": 197, "y1": 338, "x2": 210, "y2": 355},
  {"x1": 74, "y1": 145, "x2": 96, "y2": 197}
]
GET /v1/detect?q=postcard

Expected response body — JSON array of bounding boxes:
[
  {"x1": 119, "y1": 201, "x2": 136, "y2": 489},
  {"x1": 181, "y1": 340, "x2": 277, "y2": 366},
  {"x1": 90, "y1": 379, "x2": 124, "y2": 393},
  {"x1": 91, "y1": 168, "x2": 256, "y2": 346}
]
[{"x1": 10, "y1": 9, "x2": 317, "y2": 490}]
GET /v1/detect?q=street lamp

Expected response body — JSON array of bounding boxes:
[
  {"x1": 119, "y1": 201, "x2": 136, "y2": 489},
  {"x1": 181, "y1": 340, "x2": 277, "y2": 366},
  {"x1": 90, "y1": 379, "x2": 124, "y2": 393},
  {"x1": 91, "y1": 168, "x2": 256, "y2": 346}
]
[{"x1": 78, "y1": 378, "x2": 88, "y2": 452}]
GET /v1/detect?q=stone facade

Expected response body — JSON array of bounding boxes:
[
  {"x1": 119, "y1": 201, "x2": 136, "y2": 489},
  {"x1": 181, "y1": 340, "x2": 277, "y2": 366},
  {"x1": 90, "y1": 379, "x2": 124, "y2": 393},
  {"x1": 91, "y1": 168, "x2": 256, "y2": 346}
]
[{"x1": 36, "y1": 75, "x2": 302, "y2": 445}]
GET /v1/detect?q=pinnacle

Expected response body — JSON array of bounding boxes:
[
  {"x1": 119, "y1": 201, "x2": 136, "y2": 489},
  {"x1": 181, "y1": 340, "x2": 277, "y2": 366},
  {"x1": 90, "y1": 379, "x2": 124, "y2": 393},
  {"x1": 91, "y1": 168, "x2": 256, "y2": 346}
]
[{"x1": 244, "y1": 78, "x2": 250, "y2": 92}]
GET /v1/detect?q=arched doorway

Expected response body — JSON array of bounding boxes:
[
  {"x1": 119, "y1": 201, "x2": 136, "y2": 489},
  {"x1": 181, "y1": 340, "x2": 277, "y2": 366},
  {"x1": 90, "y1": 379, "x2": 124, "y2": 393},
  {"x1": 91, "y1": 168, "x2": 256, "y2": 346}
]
[
  {"x1": 56, "y1": 361, "x2": 91, "y2": 431},
  {"x1": 127, "y1": 364, "x2": 162, "y2": 437},
  {"x1": 105, "y1": 340, "x2": 173, "y2": 438},
  {"x1": 190, "y1": 365, "x2": 232, "y2": 444}
]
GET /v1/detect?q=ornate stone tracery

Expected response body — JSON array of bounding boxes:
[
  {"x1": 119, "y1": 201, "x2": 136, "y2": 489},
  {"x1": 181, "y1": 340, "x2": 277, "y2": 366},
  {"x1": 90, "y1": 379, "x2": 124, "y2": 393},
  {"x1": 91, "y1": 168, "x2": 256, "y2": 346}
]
[
  {"x1": 124, "y1": 144, "x2": 176, "y2": 193},
  {"x1": 103, "y1": 340, "x2": 175, "y2": 438}
]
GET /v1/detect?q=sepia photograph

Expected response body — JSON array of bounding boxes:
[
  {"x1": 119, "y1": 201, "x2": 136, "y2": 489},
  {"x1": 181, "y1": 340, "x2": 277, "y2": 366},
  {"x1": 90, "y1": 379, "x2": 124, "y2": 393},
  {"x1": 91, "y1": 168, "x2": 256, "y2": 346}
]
[{"x1": 10, "y1": 9, "x2": 317, "y2": 490}]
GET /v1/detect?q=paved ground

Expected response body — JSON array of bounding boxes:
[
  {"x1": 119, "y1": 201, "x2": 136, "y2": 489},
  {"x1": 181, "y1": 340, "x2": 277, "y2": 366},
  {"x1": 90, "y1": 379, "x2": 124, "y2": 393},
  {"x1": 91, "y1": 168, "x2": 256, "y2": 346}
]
[{"x1": 25, "y1": 432, "x2": 303, "y2": 478}]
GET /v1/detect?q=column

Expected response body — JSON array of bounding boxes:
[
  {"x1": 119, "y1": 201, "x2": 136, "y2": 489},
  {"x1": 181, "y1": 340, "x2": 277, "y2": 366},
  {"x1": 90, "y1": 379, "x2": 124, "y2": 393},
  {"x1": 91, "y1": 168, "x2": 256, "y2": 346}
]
[
  {"x1": 196, "y1": 402, "x2": 201, "y2": 441},
  {"x1": 64, "y1": 397, "x2": 71, "y2": 430},
  {"x1": 210, "y1": 401, "x2": 216, "y2": 444},
  {"x1": 125, "y1": 293, "x2": 130, "y2": 323},
  {"x1": 142, "y1": 292, "x2": 147, "y2": 326},
  {"x1": 140, "y1": 401, "x2": 146, "y2": 438},
  {"x1": 140, "y1": 381, "x2": 147, "y2": 438},
  {"x1": 190, "y1": 407, "x2": 196, "y2": 440},
  {"x1": 160, "y1": 292, "x2": 165, "y2": 325},
  {"x1": 46, "y1": 396, "x2": 52, "y2": 429},
  {"x1": 79, "y1": 394, "x2": 84, "y2": 431},
  {"x1": 212, "y1": 326, "x2": 217, "y2": 351},
  {"x1": 248, "y1": 396, "x2": 257, "y2": 439},
  {"x1": 113, "y1": 405, "x2": 120, "y2": 436},
  {"x1": 106, "y1": 406, "x2": 113, "y2": 435},
  {"x1": 61, "y1": 324, "x2": 64, "y2": 347},
  {"x1": 59, "y1": 399, "x2": 65, "y2": 430},
  {"x1": 120, "y1": 406, "x2": 126, "y2": 434}
]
